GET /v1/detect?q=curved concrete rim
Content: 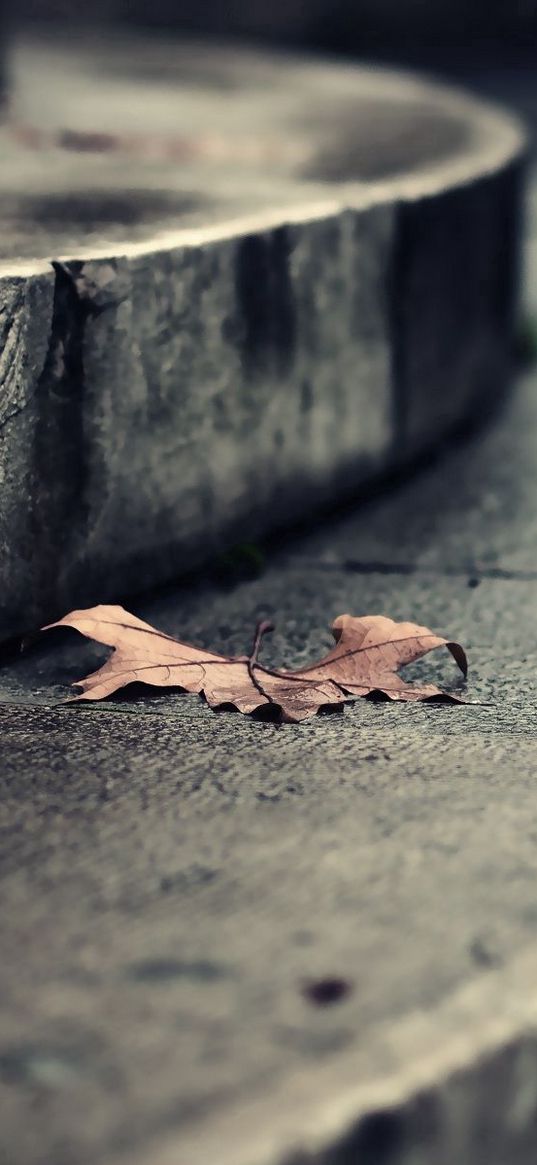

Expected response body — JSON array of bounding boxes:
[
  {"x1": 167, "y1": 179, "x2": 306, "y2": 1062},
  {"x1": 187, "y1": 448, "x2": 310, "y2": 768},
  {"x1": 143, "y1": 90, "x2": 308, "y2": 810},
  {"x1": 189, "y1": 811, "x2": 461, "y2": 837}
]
[
  {"x1": 0, "y1": 39, "x2": 527, "y2": 640},
  {"x1": 0, "y1": 40, "x2": 527, "y2": 278}
]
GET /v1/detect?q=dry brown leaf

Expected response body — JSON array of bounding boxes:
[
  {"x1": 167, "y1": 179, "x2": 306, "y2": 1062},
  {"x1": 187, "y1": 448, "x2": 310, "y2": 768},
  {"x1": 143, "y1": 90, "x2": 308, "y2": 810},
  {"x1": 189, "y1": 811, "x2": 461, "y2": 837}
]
[{"x1": 44, "y1": 605, "x2": 467, "y2": 723}]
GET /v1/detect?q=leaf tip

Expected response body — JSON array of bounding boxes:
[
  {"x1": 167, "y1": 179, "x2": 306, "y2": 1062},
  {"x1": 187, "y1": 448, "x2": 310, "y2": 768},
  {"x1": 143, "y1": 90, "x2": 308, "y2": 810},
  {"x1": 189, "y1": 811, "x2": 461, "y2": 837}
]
[{"x1": 447, "y1": 640, "x2": 468, "y2": 678}]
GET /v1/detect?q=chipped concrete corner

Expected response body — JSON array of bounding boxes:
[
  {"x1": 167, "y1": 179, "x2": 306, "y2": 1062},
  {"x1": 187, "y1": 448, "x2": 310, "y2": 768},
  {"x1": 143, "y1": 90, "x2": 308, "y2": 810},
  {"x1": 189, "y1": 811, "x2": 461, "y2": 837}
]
[{"x1": 0, "y1": 42, "x2": 527, "y2": 639}]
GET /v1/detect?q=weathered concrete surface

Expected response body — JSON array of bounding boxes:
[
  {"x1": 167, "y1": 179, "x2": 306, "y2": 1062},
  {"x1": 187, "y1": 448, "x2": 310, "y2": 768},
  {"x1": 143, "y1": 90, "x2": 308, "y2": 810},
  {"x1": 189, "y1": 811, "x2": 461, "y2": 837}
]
[
  {"x1": 0, "y1": 35, "x2": 526, "y2": 639},
  {"x1": 4, "y1": 697, "x2": 537, "y2": 1165},
  {"x1": 3, "y1": 355, "x2": 537, "y2": 1163}
]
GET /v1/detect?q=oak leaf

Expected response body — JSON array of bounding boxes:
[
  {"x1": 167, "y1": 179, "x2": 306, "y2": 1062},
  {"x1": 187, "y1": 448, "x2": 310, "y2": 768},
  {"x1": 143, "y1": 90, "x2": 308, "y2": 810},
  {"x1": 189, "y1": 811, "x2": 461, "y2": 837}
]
[{"x1": 45, "y1": 606, "x2": 467, "y2": 723}]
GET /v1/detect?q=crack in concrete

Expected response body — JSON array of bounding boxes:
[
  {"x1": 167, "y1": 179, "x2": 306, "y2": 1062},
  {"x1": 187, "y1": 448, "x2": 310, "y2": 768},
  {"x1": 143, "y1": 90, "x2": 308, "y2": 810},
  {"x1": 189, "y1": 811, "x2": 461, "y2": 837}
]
[{"x1": 293, "y1": 560, "x2": 537, "y2": 582}]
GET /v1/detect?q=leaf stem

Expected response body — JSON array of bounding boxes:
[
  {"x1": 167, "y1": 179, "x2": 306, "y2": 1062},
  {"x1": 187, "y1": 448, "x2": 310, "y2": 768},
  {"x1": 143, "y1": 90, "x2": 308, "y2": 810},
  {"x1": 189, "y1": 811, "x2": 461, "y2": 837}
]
[
  {"x1": 247, "y1": 620, "x2": 276, "y2": 708},
  {"x1": 249, "y1": 620, "x2": 275, "y2": 667}
]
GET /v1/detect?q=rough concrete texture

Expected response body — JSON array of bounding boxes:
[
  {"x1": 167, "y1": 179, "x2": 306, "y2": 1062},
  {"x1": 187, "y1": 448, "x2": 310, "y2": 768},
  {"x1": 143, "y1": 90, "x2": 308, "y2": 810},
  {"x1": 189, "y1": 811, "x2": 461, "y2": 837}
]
[
  {"x1": 0, "y1": 35, "x2": 526, "y2": 639},
  {"x1": 4, "y1": 349, "x2": 537, "y2": 1164}
]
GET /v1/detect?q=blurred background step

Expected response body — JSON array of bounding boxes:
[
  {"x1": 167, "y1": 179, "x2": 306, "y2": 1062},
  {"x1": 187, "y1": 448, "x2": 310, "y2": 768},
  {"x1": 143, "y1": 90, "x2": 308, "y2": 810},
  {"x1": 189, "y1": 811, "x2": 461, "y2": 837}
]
[{"x1": 0, "y1": 33, "x2": 525, "y2": 641}]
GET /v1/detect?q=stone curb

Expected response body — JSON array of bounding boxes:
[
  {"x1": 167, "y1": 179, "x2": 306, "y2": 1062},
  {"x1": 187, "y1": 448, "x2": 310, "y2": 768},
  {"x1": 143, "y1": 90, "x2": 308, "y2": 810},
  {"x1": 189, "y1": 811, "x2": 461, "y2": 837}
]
[{"x1": 0, "y1": 36, "x2": 527, "y2": 640}]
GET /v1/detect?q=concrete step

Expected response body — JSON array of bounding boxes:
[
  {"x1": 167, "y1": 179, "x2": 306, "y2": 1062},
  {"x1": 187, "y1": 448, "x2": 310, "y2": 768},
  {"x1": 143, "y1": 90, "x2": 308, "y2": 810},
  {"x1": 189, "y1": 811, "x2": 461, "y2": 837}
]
[{"x1": 0, "y1": 32, "x2": 526, "y2": 640}]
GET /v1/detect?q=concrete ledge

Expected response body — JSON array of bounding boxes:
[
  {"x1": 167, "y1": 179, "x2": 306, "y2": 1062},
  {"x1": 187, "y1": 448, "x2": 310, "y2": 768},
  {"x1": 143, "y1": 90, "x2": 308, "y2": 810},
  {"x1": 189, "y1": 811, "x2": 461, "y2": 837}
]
[
  {"x1": 126, "y1": 943, "x2": 537, "y2": 1165},
  {"x1": 0, "y1": 35, "x2": 526, "y2": 638}
]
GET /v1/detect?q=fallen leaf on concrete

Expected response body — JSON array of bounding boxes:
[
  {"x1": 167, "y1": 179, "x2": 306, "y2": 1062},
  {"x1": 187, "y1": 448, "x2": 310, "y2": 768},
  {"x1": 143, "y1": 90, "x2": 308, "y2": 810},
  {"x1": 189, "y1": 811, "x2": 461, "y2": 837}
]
[{"x1": 44, "y1": 606, "x2": 467, "y2": 723}]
